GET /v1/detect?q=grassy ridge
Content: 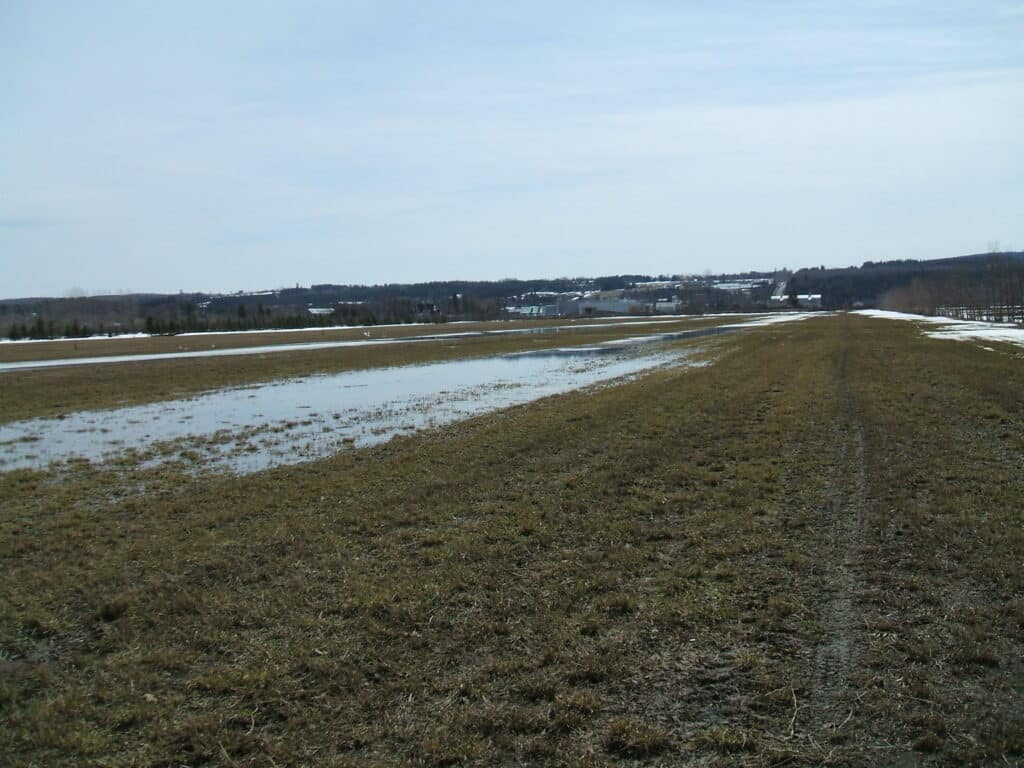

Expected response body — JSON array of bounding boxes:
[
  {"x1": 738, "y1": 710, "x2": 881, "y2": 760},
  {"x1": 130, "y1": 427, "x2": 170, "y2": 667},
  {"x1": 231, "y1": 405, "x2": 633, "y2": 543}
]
[{"x1": 1, "y1": 315, "x2": 1021, "y2": 766}]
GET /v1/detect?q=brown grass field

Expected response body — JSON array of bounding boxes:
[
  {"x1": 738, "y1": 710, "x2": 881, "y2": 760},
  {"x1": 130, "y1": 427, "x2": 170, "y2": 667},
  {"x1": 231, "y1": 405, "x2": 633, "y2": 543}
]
[{"x1": 1, "y1": 313, "x2": 1022, "y2": 766}]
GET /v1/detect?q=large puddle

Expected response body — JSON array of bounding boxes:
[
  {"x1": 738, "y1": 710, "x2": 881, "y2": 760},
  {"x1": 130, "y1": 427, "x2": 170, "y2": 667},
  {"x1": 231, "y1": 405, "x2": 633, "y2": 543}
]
[
  {"x1": 0, "y1": 344, "x2": 704, "y2": 475},
  {"x1": 0, "y1": 313, "x2": 821, "y2": 476}
]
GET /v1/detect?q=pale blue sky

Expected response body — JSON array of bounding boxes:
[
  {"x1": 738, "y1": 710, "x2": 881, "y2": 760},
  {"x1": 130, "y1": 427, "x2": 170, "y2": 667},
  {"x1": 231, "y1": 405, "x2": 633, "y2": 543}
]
[{"x1": 2, "y1": 1, "x2": 1021, "y2": 296}]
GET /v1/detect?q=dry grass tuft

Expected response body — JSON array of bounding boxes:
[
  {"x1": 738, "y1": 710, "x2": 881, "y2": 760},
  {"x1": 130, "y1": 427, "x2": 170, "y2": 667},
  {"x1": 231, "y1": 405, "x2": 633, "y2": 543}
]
[{"x1": 603, "y1": 718, "x2": 672, "y2": 758}]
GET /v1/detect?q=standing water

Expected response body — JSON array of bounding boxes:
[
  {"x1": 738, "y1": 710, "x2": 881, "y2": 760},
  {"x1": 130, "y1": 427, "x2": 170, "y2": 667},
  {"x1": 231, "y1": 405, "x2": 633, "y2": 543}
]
[{"x1": 0, "y1": 344, "x2": 704, "y2": 475}]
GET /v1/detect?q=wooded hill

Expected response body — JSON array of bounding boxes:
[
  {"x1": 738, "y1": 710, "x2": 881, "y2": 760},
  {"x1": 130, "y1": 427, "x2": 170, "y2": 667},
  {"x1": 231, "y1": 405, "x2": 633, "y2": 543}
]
[
  {"x1": 0, "y1": 273, "x2": 770, "y2": 339},
  {"x1": 4, "y1": 253, "x2": 1023, "y2": 340},
  {"x1": 787, "y1": 252, "x2": 1024, "y2": 313}
]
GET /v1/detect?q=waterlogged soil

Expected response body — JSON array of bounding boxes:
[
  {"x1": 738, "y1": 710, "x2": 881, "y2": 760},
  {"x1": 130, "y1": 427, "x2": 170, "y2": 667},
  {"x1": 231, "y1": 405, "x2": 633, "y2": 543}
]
[
  {"x1": 0, "y1": 345, "x2": 706, "y2": 475},
  {"x1": 0, "y1": 315, "x2": 747, "y2": 425},
  {"x1": 2, "y1": 314, "x2": 1020, "y2": 767},
  {"x1": 0, "y1": 317, "x2": 804, "y2": 468}
]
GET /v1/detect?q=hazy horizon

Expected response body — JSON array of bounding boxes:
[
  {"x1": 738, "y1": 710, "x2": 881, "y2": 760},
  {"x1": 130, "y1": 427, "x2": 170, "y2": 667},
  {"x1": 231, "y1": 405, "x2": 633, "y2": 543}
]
[
  {"x1": 3, "y1": 2, "x2": 1022, "y2": 297},
  {"x1": 7, "y1": 247, "x2": 1024, "y2": 302}
]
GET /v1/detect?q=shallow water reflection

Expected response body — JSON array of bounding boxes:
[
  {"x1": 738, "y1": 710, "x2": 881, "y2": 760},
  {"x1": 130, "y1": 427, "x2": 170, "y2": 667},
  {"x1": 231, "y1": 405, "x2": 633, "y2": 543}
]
[{"x1": 0, "y1": 344, "x2": 703, "y2": 475}]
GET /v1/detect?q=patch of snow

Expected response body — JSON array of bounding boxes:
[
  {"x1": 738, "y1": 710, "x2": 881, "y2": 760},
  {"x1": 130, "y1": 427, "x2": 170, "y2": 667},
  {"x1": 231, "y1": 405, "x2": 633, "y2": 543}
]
[
  {"x1": 852, "y1": 309, "x2": 974, "y2": 325},
  {"x1": 729, "y1": 311, "x2": 826, "y2": 327},
  {"x1": 853, "y1": 309, "x2": 1024, "y2": 348},
  {"x1": 0, "y1": 333, "x2": 153, "y2": 345},
  {"x1": 925, "y1": 326, "x2": 1024, "y2": 348}
]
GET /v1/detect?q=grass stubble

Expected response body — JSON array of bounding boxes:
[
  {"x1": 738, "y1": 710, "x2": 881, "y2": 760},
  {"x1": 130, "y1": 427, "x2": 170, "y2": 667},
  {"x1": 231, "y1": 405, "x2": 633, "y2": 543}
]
[{"x1": 0, "y1": 314, "x2": 1021, "y2": 766}]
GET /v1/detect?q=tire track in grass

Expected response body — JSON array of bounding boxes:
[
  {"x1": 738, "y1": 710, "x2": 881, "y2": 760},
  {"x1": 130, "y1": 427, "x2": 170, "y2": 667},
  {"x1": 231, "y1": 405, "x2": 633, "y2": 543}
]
[{"x1": 801, "y1": 344, "x2": 873, "y2": 760}]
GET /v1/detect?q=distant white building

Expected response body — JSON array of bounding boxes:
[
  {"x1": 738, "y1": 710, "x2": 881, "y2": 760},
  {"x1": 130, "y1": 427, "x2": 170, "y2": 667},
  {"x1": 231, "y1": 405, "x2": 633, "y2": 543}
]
[
  {"x1": 507, "y1": 305, "x2": 557, "y2": 318},
  {"x1": 634, "y1": 280, "x2": 683, "y2": 290},
  {"x1": 714, "y1": 279, "x2": 772, "y2": 293},
  {"x1": 769, "y1": 293, "x2": 822, "y2": 309}
]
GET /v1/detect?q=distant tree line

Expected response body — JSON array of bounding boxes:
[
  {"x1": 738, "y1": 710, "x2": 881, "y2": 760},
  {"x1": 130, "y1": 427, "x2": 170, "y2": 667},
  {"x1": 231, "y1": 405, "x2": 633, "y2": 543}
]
[
  {"x1": 13, "y1": 254, "x2": 1019, "y2": 341},
  {"x1": 2, "y1": 275, "x2": 682, "y2": 340},
  {"x1": 787, "y1": 252, "x2": 1024, "y2": 312},
  {"x1": 880, "y1": 255, "x2": 1024, "y2": 321},
  {"x1": 302, "y1": 276, "x2": 660, "y2": 304},
  {"x1": 1, "y1": 289, "x2": 508, "y2": 340}
]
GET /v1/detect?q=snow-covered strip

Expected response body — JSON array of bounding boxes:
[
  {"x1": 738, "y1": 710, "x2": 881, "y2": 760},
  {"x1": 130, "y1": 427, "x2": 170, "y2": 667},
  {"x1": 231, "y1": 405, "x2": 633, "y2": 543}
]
[
  {"x1": 0, "y1": 314, "x2": 721, "y2": 346},
  {"x1": 727, "y1": 311, "x2": 825, "y2": 327},
  {"x1": 167, "y1": 321, "x2": 460, "y2": 338},
  {"x1": 0, "y1": 332, "x2": 154, "y2": 345},
  {"x1": 924, "y1": 325, "x2": 1024, "y2": 348},
  {"x1": 594, "y1": 312, "x2": 826, "y2": 348},
  {"x1": 851, "y1": 309, "x2": 974, "y2": 325},
  {"x1": 0, "y1": 337, "x2": 436, "y2": 371},
  {"x1": 0, "y1": 321, "x2": 454, "y2": 345},
  {"x1": 853, "y1": 310, "x2": 1024, "y2": 348}
]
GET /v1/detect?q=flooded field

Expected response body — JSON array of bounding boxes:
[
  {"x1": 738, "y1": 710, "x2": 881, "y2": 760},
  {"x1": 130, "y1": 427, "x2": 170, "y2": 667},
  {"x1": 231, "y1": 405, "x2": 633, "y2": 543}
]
[
  {"x1": 0, "y1": 313, "x2": 818, "y2": 475},
  {"x1": 0, "y1": 343, "x2": 704, "y2": 475}
]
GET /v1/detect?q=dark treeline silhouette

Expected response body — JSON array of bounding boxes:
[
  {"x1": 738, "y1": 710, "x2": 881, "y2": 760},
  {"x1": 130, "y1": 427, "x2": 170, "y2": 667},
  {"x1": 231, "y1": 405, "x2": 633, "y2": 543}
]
[
  {"x1": 5, "y1": 273, "x2": 717, "y2": 340},
  {"x1": 8, "y1": 254, "x2": 1018, "y2": 340},
  {"x1": 2, "y1": 277, "x2": 647, "y2": 340},
  {"x1": 787, "y1": 252, "x2": 1024, "y2": 316},
  {"x1": 2, "y1": 295, "x2": 446, "y2": 340},
  {"x1": 879, "y1": 255, "x2": 1024, "y2": 321}
]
